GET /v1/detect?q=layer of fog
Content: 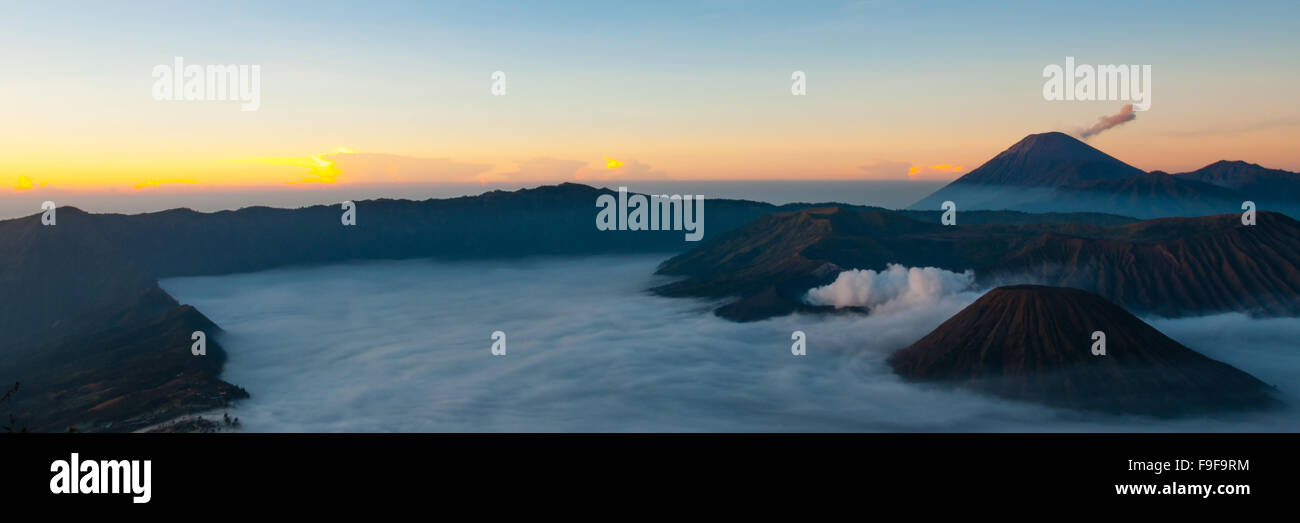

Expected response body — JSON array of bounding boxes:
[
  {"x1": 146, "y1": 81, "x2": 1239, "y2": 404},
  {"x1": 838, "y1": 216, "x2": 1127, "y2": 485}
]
[{"x1": 161, "y1": 255, "x2": 1300, "y2": 432}]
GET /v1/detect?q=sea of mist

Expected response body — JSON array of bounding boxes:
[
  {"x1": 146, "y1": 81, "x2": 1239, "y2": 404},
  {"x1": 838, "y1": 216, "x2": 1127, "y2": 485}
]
[{"x1": 160, "y1": 255, "x2": 1300, "y2": 432}]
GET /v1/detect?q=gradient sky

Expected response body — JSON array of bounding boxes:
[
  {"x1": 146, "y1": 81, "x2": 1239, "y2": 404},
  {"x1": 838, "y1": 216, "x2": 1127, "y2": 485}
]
[{"x1": 2, "y1": 0, "x2": 1298, "y2": 198}]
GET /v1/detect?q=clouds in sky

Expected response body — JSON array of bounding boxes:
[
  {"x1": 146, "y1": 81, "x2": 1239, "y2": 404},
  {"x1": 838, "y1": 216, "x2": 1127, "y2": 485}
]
[
  {"x1": 492, "y1": 157, "x2": 588, "y2": 183},
  {"x1": 573, "y1": 158, "x2": 668, "y2": 181},
  {"x1": 859, "y1": 160, "x2": 965, "y2": 180},
  {"x1": 322, "y1": 152, "x2": 492, "y2": 184},
  {"x1": 256, "y1": 150, "x2": 671, "y2": 185}
]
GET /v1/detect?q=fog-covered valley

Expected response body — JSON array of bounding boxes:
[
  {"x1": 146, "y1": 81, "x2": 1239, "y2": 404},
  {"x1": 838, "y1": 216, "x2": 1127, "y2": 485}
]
[{"x1": 161, "y1": 255, "x2": 1300, "y2": 432}]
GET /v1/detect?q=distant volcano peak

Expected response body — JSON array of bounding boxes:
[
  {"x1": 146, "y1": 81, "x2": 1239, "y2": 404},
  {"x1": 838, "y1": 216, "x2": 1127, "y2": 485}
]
[
  {"x1": 1005, "y1": 131, "x2": 1086, "y2": 153},
  {"x1": 965, "y1": 132, "x2": 1142, "y2": 186},
  {"x1": 908, "y1": 132, "x2": 1145, "y2": 210}
]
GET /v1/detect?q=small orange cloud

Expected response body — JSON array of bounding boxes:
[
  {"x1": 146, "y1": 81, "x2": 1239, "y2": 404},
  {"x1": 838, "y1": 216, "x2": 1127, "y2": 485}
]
[
  {"x1": 284, "y1": 155, "x2": 342, "y2": 184},
  {"x1": 245, "y1": 149, "x2": 494, "y2": 186},
  {"x1": 243, "y1": 150, "x2": 350, "y2": 184},
  {"x1": 576, "y1": 159, "x2": 667, "y2": 181},
  {"x1": 907, "y1": 164, "x2": 965, "y2": 177}
]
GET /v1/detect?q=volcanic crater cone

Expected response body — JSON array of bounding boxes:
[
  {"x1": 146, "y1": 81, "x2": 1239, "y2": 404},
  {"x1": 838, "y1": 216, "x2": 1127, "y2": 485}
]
[{"x1": 889, "y1": 285, "x2": 1278, "y2": 416}]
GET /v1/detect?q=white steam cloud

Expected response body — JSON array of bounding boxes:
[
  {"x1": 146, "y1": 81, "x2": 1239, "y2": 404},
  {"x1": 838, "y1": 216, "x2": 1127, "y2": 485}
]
[{"x1": 804, "y1": 264, "x2": 976, "y2": 313}]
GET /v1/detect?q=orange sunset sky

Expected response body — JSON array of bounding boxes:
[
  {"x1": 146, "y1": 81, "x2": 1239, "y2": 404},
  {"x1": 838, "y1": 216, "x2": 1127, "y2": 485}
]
[{"x1": 2, "y1": 1, "x2": 1297, "y2": 201}]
